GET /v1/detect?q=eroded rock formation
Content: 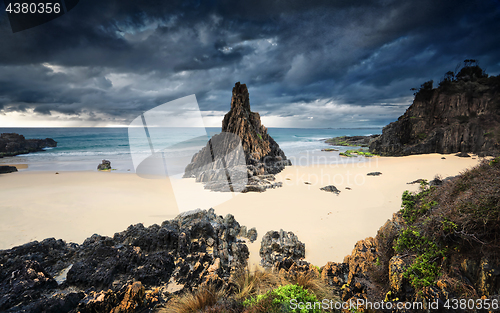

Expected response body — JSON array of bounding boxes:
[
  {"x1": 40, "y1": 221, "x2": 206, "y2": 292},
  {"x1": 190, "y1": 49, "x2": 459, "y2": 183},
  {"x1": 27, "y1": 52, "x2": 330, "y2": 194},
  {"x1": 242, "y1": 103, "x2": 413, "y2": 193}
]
[
  {"x1": 0, "y1": 209, "x2": 254, "y2": 312},
  {"x1": 184, "y1": 82, "x2": 290, "y2": 192},
  {"x1": 259, "y1": 230, "x2": 305, "y2": 268},
  {"x1": 0, "y1": 133, "x2": 57, "y2": 157}
]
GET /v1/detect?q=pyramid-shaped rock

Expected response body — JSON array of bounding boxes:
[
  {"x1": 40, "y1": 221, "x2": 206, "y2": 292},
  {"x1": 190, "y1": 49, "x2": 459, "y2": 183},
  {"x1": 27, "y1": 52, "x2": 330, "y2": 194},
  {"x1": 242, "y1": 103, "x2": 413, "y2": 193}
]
[{"x1": 184, "y1": 82, "x2": 291, "y2": 192}]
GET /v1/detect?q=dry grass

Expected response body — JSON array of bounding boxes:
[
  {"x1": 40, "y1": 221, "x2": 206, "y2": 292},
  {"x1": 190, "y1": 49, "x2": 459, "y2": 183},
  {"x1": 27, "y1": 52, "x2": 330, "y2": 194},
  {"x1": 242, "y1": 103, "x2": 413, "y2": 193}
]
[
  {"x1": 160, "y1": 285, "x2": 227, "y2": 313},
  {"x1": 230, "y1": 268, "x2": 280, "y2": 301},
  {"x1": 285, "y1": 271, "x2": 333, "y2": 301},
  {"x1": 419, "y1": 158, "x2": 500, "y2": 254}
]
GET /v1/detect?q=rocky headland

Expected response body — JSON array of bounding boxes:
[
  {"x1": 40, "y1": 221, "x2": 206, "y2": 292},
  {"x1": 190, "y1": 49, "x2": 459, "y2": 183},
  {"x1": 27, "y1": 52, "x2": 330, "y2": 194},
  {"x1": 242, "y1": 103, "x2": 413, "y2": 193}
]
[
  {"x1": 0, "y1": 133, "x2": 57, "y2": 157},
  {"x1": 324, "y1": 135, "x2": 380, "y2": 148},
  {"x1": 184, "y1": 82, "x2": 291, "y2": 192},
  {"x1": 323, "y1": 156, "x2": 500, "y2": 312},
  {"x1": 370, "y1": 62, "x2": 500, "y2": 156}
]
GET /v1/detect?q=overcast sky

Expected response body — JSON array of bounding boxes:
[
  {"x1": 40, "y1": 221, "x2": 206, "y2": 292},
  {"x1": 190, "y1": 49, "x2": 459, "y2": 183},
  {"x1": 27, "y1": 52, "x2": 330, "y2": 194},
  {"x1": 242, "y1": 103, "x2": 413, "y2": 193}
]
[{"x1": 1, "y1": 0, "x2": 499, "y2": 128}]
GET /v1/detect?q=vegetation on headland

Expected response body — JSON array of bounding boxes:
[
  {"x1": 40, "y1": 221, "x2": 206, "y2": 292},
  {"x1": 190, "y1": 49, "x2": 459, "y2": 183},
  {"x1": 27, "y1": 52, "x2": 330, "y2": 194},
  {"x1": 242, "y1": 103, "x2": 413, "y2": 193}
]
[
  {"x1": 162, "y1": 269, "x2": 337, "y2": 313},
  {"x1": 371, "y1": 156, "x2": 500, "y2": 300}
]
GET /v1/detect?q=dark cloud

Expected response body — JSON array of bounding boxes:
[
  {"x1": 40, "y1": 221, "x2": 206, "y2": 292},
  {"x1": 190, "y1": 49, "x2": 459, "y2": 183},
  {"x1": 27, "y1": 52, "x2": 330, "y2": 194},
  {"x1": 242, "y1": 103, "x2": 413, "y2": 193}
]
[{"x1": 0, "y1": 0, "x2": 499, "y2": 127}]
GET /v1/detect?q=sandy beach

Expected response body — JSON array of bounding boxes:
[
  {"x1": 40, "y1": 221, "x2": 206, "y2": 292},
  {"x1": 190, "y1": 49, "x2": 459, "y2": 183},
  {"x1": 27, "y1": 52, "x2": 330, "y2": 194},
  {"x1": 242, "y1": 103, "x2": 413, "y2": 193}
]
[{"x1": 0, "y1": 154, "x2": 482, "y2": 268}]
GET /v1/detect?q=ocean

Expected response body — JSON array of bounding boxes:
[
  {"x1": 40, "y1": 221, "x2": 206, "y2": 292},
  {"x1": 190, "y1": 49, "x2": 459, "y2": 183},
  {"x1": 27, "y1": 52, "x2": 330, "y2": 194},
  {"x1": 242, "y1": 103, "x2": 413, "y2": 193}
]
[{"x1": 0, "y1": 127, "x2": 382, "y2": 172}]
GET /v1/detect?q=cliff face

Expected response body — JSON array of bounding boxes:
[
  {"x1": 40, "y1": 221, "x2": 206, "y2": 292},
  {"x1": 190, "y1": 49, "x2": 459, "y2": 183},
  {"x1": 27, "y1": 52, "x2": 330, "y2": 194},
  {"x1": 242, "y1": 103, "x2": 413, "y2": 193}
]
[
  {"x1": 370, "y1": 76, "x2": 500, "y2": 156},
  {"x1": 184, "y1": 82, "x2": 290, "y2": 192}
]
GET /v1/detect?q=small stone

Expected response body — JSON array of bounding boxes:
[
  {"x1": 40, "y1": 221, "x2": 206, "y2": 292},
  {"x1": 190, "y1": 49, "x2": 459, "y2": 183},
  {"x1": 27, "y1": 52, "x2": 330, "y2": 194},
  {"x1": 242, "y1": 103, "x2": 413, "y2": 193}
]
[
  {"x1": 320, "y1": 185, "x2": 341, "y2": 194},
  {"x1": 367, "y1": 172, "x2": 382, "y2": 176}
]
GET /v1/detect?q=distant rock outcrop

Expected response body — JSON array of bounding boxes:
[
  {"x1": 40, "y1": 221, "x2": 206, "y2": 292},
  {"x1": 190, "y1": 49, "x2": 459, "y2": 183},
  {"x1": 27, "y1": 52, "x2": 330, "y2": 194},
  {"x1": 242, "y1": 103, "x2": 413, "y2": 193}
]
[
  {"x1": 370, "y1": 65, "x2": 500, "y2": 156},
  {"x1": 0, "y1": 133, "x2": 57, "y2": 157},
  {"x1": 184, "y1": 82, "x2": 291, "y2": 192},
  {"x1": 325, "y1": 135, "x2": 380, "y2": 147}
]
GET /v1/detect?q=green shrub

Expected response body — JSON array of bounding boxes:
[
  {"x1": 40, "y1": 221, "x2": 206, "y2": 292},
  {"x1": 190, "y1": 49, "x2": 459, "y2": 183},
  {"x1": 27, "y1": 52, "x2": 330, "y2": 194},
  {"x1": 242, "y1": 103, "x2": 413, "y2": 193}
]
[
  {"x1": 400, "y1": 186, "x2": 435, "y2": 224},
  {"x1": 243, "y1": 284, "x2": 323, "y2": 313},
  {"x1": 490, "y1": 157, "x2": 500, "y2": 166},
  {"x1": 394, "y1": 227, "x2": 446, "y2": 290}
]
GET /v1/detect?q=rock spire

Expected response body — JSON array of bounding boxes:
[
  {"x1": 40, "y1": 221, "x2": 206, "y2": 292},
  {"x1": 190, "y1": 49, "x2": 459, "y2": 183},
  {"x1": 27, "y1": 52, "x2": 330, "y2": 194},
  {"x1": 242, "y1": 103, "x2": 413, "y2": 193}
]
[{"x1": 184, "y1": 82, "x2": 291, "y2": 192}]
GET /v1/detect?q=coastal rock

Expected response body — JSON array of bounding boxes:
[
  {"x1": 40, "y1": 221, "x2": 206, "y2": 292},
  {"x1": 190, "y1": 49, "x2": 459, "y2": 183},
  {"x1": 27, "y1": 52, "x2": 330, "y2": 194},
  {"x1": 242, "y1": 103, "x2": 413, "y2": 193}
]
[
  {"x1": 0, "y1": 165, "x2": 17, "y2": 174},
  {"x1": 325, "y1": 135, "x2": 380, "y2": 147},
  {"x1": 388, "y1": 255, "x2": 413, "y2": 297},
  {"x1": 321, "y1": 262, "x2": 349, "y2": 289},
  {"x1": 367, "y1": 172, "x2": 382, "y2": 176},
  {"x1": 0, "y1": 208, "x2": 251, "y2": 312},
  {"x1": 407, "y1": 178, "x2": 426, "y2": 184},
  {"x1": 370, "y1": 67, "x2": 500, "y2": 156},
  {"x1": 320, "y1": 185, "x2": 341, "y2": 194},
  {"x1": 273, "y1": 257, "x2": 321, "y2": 284},
  {"x1": 0, "y1": 260, "x2": 58, "y2": 310},
  {"x1": 97, "y1": 159, "x2": 112, "y2": 171},
  {"x1": 0, "y1": 133, "x2": 57, "y2": 157},
  {"x1": 184, "y1": 82, "x2": 291, "y2": 192},
  {"x1": 259, "y1": 230, "x2": 305, "y2": 268}
]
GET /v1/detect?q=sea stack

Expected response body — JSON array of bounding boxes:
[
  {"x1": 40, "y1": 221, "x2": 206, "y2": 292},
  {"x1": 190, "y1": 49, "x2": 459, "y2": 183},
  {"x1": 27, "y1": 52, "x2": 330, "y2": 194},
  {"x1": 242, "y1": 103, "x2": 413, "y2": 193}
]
[{"x1": 184, "y1": 82, "x2": 291, "y2": 192}]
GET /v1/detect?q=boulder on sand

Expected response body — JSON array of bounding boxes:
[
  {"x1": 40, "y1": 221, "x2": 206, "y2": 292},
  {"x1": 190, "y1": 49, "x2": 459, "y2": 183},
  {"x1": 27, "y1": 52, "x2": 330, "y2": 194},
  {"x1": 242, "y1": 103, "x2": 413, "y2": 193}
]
[
  {"x1": 0, "y1": 165, "x2": 18, "y2": 174},
  {"x1": 97, "y1": 160, "x2": 111, "y2": 171}
]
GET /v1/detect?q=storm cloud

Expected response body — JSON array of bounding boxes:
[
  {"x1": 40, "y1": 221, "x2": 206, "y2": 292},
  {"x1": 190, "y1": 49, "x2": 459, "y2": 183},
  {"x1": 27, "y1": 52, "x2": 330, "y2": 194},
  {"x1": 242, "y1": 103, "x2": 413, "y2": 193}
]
[{"x1": 1, "y1": 0, "x2": 499, "y2": 127}]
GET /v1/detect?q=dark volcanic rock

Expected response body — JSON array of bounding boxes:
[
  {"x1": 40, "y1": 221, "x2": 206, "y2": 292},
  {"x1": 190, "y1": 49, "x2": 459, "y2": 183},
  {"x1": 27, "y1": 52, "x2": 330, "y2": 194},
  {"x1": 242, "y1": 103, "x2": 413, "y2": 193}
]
[
  {"x1": 97, "y1": 159, "x2": 112, "y2": 170},
  {"x1": 370, "y1": 71, "x2": 500, "y2": 156},
  {"x1": 184, "y1": 82, "x2": 291, "y2": 192},
  {"x1": 0, "y1": 208, "x2": 252, "y2": 312},
  {"x1": 407, "y1": 178, "x2": 426, "y2": 184},
  {"x1": 0, "y1": 260, "x2": 58, "y2": 311},
  {"x1": 0, "y1": 165, "x2": 17, "y2": 174},
  {"x1": 260, "y1": 230, "x2": 305, "y2": 268},
  {"x1": 0, "y1": 133, "x2": 57, "y2": 157},
  {"x1": 367, "y1": 172, "x2": 382, "y2": 176},
  {"x1": 320, "y1": 185, "x2": 341, "y2": 194}
]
